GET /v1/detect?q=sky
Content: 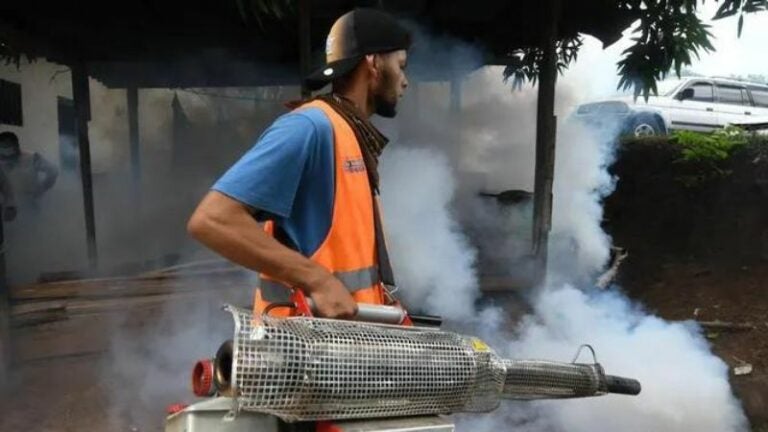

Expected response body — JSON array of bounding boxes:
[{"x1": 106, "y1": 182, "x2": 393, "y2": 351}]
[
  {"x1": 693, "y1": 1, "x2": 768, "y2": 76},
  {"x1": 562, "y1": 2, "x2": 768, "y2": 98}
]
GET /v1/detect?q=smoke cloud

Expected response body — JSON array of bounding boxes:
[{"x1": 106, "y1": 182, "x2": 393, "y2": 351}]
[
  {"x1": 102, "y1": 283, "x2": 250, "y2": 430},
  {"x1": 379, "y1": 35, "x2": 749, "y2": 431},
  {"x1": 548, "y1": 119, "x2": 617, "y2": 285},
  {"x1": 380, "y1": 148, "x2": 478, "y2": 320},
  {"x1": 479, "y1": 285, "x2": 748, "y2": 432}
]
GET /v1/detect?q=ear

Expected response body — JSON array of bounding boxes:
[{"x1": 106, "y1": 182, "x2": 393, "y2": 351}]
[{"x1": 364, "y1": 54, "x2": 379, "y2": 80}]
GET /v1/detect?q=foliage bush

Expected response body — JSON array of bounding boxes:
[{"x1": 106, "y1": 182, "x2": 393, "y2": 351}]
[
  {"x1": 670, "y1": 126, "x2": 750, "y2": 186},
  {"x1": 620, "y1": 127, "x2": 766, "y2": 187},
  {"x1": 672, "y1": 125, "x2": 748, "y2": 163}
]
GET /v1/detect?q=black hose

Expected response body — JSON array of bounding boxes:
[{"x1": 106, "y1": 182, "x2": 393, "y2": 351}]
[
  {"x1": 605, "y1": 375, "x2": 641, "y2": 395},
  {"x1": 409, "y1": 314, "x2": 443, "y2": 328}
]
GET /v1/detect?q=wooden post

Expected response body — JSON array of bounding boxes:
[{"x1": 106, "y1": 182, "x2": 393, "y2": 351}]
[
  {"x1": 450, "y1": 78, "x2": 462, "y2": 113},
  {"x1": 411, "y1": 81, "x2": 421, "y2": 123},
  {"x1": 531, "y1": 0, "x2": 560, "y2": 283},
  {"x1": 449, "y1": 77, "x2": 463, "y2": 159},
  {"x1": 127, "y1": 86, "x2": 141, "y2": 187},
  {"x1": 298, "y1": 0, "x2": 312, "y2": 98},
  {"x1": 0, "y1": 212, "x2": 9, "y2": 384},
  {"x1": 71, "y1": 62, "x2": 98, "y2": 269}
]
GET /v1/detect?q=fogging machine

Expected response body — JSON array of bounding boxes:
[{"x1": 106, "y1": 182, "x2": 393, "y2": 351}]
[{"x1": 166, "y1": 290, "x2": 640, "y2": 432}]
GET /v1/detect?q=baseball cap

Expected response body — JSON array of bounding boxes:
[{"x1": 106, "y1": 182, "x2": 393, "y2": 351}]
[{"x1": 305, "y1": 8, "x2": 411, "y2": 91}]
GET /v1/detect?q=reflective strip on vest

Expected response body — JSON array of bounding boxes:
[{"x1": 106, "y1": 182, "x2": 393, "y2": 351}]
[
  {"x1": 335, "y1": 267, "x2": 379, "y2": 292},
  {"x1": 259, "y1": 266, "x2": 380, "y2": 302},
  {"x1": 259, "y1": 279, "x2": 292, "y2": 302}
]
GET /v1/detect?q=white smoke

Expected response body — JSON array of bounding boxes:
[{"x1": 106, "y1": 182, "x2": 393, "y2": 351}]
[
  {"x1": 485, "y1": 285, "x2": 748, "y2": 432},
  {"x1": 548, "y1": 120, "x2": 617, "y2": 284},
  {"x1": 380, "y1": 148, "x2": 478, "y2": 321},
  {"x1": 380, "y1": 38, "x2": 749, "y2": 430},
  {"x1": 103, "y1": 285, "x2": 249, "y2": 430}
]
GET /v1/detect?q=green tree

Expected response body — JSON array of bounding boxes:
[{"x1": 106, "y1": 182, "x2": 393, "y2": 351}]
[{"x1": 502, "y1": 0, "x2": 767, "y2": 99}]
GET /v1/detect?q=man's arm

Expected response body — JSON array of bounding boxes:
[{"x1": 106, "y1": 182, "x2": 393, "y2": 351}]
[
  {"x1": 187, "y1": 191, "x2": 357, "y2": 319},
  {"x1": 33, "y1": 153, "x2": 58, "y2": 195},
  {"x1": 0, "y1": 167, "x2": 16, "y2": 222}
]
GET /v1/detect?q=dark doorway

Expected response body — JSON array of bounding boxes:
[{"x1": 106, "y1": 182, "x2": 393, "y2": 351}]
[{"x1": 57, "y1": 96, "x2": 78, "y2": 172}]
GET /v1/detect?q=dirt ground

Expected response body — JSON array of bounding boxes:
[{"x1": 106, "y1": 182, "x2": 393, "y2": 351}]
[
  {"x1": 0, "y1": 355, "x2": 122, "y2": 432},
  {"x1": 0, "y1": 336, "x2": 211, "y2": 432},
  {"x1": 619, "y1": 261, "x2": 768, "y2": 430}
]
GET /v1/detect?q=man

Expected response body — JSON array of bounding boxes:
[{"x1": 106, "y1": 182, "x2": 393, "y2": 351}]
[
  {"x1": 0, "y1": 131, "x2": 59, "y2": 213},
  {"x1": 188, "y1": 8, "x2": 410, "y2": 319}
]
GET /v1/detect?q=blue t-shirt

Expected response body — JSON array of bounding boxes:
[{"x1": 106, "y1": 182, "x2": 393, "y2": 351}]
[{"x1": 212, "y1": 107, "x2": 335, "y2": 257}]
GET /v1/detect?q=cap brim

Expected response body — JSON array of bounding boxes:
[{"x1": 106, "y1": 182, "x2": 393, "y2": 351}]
[{"x1": 304, "y1": 56, "x2": 363, "y2": 91}]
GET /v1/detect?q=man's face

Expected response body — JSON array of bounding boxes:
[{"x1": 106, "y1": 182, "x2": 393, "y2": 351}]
[
  {"x1": 371, "y1": 50, "x2": 408, "y2": 118},
  {"x1": 0, "y1": 139, "x2": 19, "y2": 161}
]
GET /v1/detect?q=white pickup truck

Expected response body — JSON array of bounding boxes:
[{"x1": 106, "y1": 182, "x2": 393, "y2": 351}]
[{"x1": 574, "y1": 77, "x2": 768, "y2": 137}]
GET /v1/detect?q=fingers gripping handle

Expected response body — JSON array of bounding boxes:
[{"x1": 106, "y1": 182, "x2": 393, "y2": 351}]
[
  {"x1": 285, "y1": 289, "x2": 411, "y2": 325},
  {"x1": 304, "y1": 297, "x2": 407, "y2": 324}
]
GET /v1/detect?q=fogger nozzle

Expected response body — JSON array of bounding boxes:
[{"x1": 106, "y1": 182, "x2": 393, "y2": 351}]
[
  {"x1": 213, "y1": 339, "x2": 234, "y2": 397},
  {"x1": 501, "y1": 360, "x2": 640, "y2": 400}
]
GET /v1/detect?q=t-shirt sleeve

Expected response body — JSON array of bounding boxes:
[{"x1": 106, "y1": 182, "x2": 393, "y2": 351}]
[{"x1": 212, "y1": 112, "x2": 319, "y2": 218}]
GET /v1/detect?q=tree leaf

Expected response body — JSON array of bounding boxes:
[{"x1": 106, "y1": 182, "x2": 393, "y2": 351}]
[{"x1": 738, "y1": 14, "x2": 744, "y2": 36}]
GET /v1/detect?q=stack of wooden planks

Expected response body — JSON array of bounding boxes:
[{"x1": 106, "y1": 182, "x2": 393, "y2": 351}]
[{"x1": 8, "y1": 260, "x2": 254, "y2": 363}]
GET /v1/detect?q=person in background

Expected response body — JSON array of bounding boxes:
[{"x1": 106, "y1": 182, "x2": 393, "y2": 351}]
[{"x1": 0, "y1": 131, "x2": 59, "y2": 211}]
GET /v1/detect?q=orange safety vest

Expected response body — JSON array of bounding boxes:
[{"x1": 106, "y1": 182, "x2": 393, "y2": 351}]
[{"x1": 253, "y1": 99, "x2": 387, "y2": 317}]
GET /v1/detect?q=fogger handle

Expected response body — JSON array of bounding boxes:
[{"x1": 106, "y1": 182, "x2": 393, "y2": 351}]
[
  {"x1": 605, "y1": 375, "x2": 642, "y2": 395},
  {"x1": 305, "y1": 298, "x2": 407, "y2": 325}
]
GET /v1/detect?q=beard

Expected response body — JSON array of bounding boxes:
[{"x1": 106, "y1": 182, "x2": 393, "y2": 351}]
[
  {"x1": 374, "y1": 94, "x2": 397, "y2": 118},
  {"x1": 373, "y1": 68, "x2": 399, "y2": 118}
]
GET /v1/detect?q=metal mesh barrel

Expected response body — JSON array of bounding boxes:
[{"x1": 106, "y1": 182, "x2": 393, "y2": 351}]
[
  {"x1": 222, "y1": 306, "x2": 639, "y2": 422},
  {"x1": 501, "y1": 360, "x2": 608, "y2": 399},
  {"x1": 226, "y1": 306, "x2": 506, "y2": 422}
]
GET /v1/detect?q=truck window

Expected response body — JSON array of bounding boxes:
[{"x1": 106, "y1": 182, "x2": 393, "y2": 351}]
[
  {"x1": 749, "y1": 88, "x2": 768, "y2": 107},
  {"x1": 716, "y1": 85, "x2": 748, "y2": 105},
  {"x1": 686, "y1": 83, "x2": 714, "y2": 102}
]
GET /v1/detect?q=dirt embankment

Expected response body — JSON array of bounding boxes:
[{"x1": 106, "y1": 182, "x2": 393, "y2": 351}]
[{"x1": 605, "y1": 138, "x2": 768, "y2": 428}]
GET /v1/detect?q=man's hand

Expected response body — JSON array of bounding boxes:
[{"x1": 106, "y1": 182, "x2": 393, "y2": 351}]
[
  {"x1": 188, "y1": 192, "x2": 359, "y2": 320},
  {"x1": 306, "y1": 273, "x2": 358, "y2": 319}
]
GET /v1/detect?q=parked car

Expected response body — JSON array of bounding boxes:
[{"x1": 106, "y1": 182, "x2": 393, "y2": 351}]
[{"x1": 574, "y1": 77, "x2": 768, "y2": 137}]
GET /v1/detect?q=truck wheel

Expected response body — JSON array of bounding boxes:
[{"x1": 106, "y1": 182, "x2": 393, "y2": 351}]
[{"x1": 629, "y1": 114, "x2": 664, "y2": 137}]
